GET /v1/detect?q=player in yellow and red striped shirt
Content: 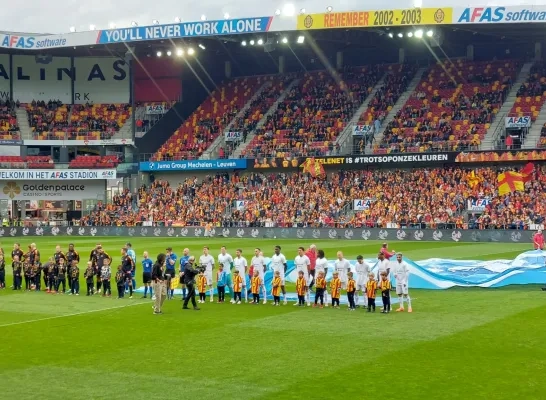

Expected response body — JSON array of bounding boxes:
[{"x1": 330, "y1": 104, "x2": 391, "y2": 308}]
[
  {"x1": 330, "y1": 271, "x2": 342, "y2": 308},
  {"x1": 346, "y1": 272, "x2": 356, "y2": 311},
  {"x1": 313, "y1": 271, "x2": 326, "y2": 308},
  {"x1": 271, "y1": 271, "x2": 282, "y2": 306},
  {"x1": 251, "y1": 270, "x2": 262, "y2": 304}
]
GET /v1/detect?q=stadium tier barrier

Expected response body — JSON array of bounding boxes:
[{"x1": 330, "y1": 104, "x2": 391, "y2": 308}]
[{"x1": 2, "y1": 226, "x2": 537, "y2": 244}]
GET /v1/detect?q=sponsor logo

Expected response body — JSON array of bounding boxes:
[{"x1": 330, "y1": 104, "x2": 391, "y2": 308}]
[
  {"x1": 361, "y1": 230, "x2": 371, "y2": 240},
  {"x1": 304, "y1": 15, "x2": 314, "y2": 28},
  {"x1": 432, "y1": 230, "x2": 443, "y2": 241},
  {"x1": 3, "y1": 181, "x2": 21, "y2": 199},
  {"x1": 10, "y1": 228, "x2": 16, "y2": 237},
  {"x1": 140, "y1": 228, "x2": 148, "y2": 236},
  {"x1": 434, "y1": 8, "x2": 445, "y2": 23},
  {"x1": 128, "y1": 228, "x2": 135, "y2": 236},
  {"x1": 414, "y1": 230, "x2": 424, "y2": 241},
  {"x1": 452, "y1": 230, "x2": 462, "y2": 242},
  {"x1": 489, "y1": 231, "x2": 502, "y2": 242},
  {"x1": 297, "y1": 229, "x2": 305, "y2": 239},
  {"x1": 312, "y1": 229, "x2": 321, "y2": 239},
  {"x1": 457, "y1": 7, "x2": 546, "y2": 24},
  {"x1": 251, "y1": 229, "x2": 259, "y2": 238},
  {"x1": 328, "y1": 229, "x2": 337, "y2": 239},
  {"x1": 194, "y1": 228, "x2": 203, "y2": 236},
  {"x1": 396, "y1": 230, "x2": 407, "y2": 240},
  {"x1": 266, "y1": 229, "x2": 275, "y2": 238},
  {"x1": 237, "y1": 229, "x2": 245, "y2": 238},
  {"x1": 66, "y1": 227, "x2": 73, "y2": 235},
  {"x1": 78, "y1": 227, "x2": 85, "y2": 235},
  {"x1": 344, "y1": 229, "x2": 354, "y2": 240},
  {"x1": 51, "y1": 226, "x2": 60, "y2": 236},
  {"x1": 35, "y1": 227, "x2": 43, "y2": 236},
  {"x1": 153, "y1": 228, "x2": 161, "y2": 237},
  {"x1": 471, "y1": 231, "x2": 482, "y2": 242},
  {"x1": 222, "y1": 228, "x2": 230, "y2": 237},
  {"x1": 167, "y1": 228, "x2": 175, "y2": 237},
  {"x1": 22, "y1": 227, "x2": 29, "y2": 236},
  {"x1": 0, "y1": 229, "x2": 4, "y2": 237},
  {"x1": 280, "y1": 229, "x2": 290, "y2": 238},
  {"x1": 179, "y1": 228, "x2": 188, "y2": 237},
  {"x1": 115, "y1": 227, "x2": 122, "y2": 236},
  {"x1": 378, "y1": 230, "x2": 388, "y2": 240},
  {"x1": 90, "y1": 228, "x2": 97, "y2": 236},
  {"x1": 102, "y1": 227, "x2": 110, "y2": 236},
  {"x1": 511, "y1": 231, "x2": 522, "y2": 242}
]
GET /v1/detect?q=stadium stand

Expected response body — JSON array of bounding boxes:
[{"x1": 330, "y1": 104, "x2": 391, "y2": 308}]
[
  {"x1": 0, "y1": 100, "x2": 20, "y2": 140},
  {"x1": 25, "y1": 100, "x2": 131, "y2": 140},
  {"x1": 69, "y1": 155, "x2": 120, "y2": 169},
  {"x1": 241, "y1": 65, "x2": 382, "y2": 159},
  {"x1": 79, "y1": 165, "x2": 546, "y2": 230},
  {"x1": 374, "y1": 60, "x2": 518, "y2": 154},
  {"x1": 510, "y1": 63, "x2": 546, "y2": 122},
  {"x1": 151, "y1": 76, "x2": 268, "y2": 161},
  {"x1": 0, "y1": 155, "x2": 53, "y2": 168}
]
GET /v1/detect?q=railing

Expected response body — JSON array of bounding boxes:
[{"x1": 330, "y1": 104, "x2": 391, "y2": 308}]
[
  {"x1": 370, "y1": 141, "x2": 480, "y2": 154},
  {"x1": 27, "y1": 131, "x2": 131, "y2": 142},
  {"x1": 0, "y1": 162, "x2": 133, "y2": 170}
]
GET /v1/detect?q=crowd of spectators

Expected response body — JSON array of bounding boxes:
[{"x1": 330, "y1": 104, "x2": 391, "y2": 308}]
[
  {"x1": 79, "y1": 165, "x2": 546, "y2": 230},
  {"x1": 241, "y1": 66, "x2": 381, "y2": 159},
  {"x1": 0, "y1": 99, "x2": 19, "y2": 139}
]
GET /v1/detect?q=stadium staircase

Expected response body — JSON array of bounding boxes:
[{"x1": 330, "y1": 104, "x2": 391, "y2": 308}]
[
  {"x1": 15, "y1": 107, "x2": 33, "y2": 140},
  {"x1": 523, "y1": 107, "x2": 546, "y2": 148},
  {"x1": 111, "y1": 112, "x2": 135, "y2": 142},
  {"x1": 481, "y1": 61, "x2": 533, "y2": 150},
  {"x1": 335, "y1": 73, "x2": 387, "y2": 155},
  {"x1": 200, "y1": 80, "x2": 273, "y2": 160},
  {"x1": 229, "y1": 78, "x2": 301, "y2": 159},
  {"x1": 365, "y1": 67, "x2": 427, "y2": 154}
]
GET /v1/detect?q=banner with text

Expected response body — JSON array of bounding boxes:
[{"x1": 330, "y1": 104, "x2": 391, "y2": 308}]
[
  {"x1": 145, "y1": 105, "x2": 166, "y2": 115},
  {"x1": 24, "y1": 139, "x2": 133, "y2": 146},
  {"x1": 225, "y1": 131, "x2": 242, "y2": 142},
  {"x1": 140, "y1": 159, "x2": 247, "y2": 171},
  {"x1": 0, "y1": 226, "x2": 534, "y2": 244},
  {"x1": 467, "y1": 198, "x2": 491, "y2": 212},
  {"x1": 297, "y1": 8, "x2": 452, "y2": 30},
  {"x1": 505, "y1": 116, "x2": 531, "y2": 128},
  {"x1": 453, "y1": 6, "x2": 546, "y2": 24},
  {"x1": 352, "y1": 125, "x2": 373, "y2": 136},
  {"x1": 0, "y1": 169, "x2": 116, "y2": 180},
  {"x1": 0, "y1": 180, "x2": 105, "y2": 200},
  {"x1": 353, "y1": 199, "x2": 372, "y2": 211}
]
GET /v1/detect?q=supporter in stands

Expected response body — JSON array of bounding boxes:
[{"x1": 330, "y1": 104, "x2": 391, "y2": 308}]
[
  {"x1": 0, "y1": 100, "x2": 20, "y2": 138},
  {"x1": 79, "y1": 166, "x2": 546, "y2": 230}
]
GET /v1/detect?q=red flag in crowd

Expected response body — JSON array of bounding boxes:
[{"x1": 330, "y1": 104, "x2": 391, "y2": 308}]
[{"x1": 521, "y1": 162, "x2": 534, "y2": 183}]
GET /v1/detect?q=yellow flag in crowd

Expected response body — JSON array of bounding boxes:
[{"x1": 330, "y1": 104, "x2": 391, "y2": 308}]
[
  {"x1": 467, "y1": 171, "x2": 481, "y2": 188},
  {"x1": 301, "y1": 158, "x2": 326, "y2": 178},
  {"x1": 497, "y1": 171, "x2": 524, "y2": 196}
]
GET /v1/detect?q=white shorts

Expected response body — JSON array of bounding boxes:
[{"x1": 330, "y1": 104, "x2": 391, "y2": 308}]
[
  {"x1": 340, "y1": 279, "x2": 348, "y2": 290},
  {"x1": 396, "y1": 283, "x2": 408, "y2": 295},
  {"x1": 357, "y1": 279, "x2": 368, "y2": 291},
  {"x1": 205, "y1": 271, "x2": 213, "y2": 285}
]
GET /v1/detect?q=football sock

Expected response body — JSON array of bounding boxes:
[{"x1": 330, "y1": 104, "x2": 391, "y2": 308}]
[
  {"x1": 210, "y1": 287, "x2": 214, "y2": 301},
  {"x1": 406, "y1": 296, "x2": 412, "y2": 308},
  {"x1": 144, "y1": 286, "x2": 148, "y2": 296},
  {"x1": 399, "y1": 296, "x2": 404, "y2": 308},
  {"x1": 244, "y1": 287, "x2": 248, "y2": 302}
]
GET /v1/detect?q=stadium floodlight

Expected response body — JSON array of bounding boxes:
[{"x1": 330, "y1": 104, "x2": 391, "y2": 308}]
[
  {"x1": 156, "y1": 51, "x2": 162, "y2": 57},
  {"x1": 297, "y1": 35, "x2": 304, "y2": 44},
  {"x1": 224, "y1": 12, "x2": 230, "y2": 19},
  {"x1": 131, "y1": 21, "x2": 138, "y2": 27},
  {"x1": 407, "y1": 32, "x2": 413, "y2": 38},
  {"x1": 174, "y1": 17, "x2": 181, "y2": 23},
  {"x1": 109, "y1": 22, "x2": 116, "y2": 29},
  {"x1": 326, "y1": 6, "x2": 333, "y2": 12},
  {"x1": 397, "y1": 32, "x2": 403, "y2": 38},
  {"x1": 282, "y1": 3, "x2": 296, "y2": 17},
  {"x1": 257, "y1": 38, "x2": 264, "y2": 45},
  {"x1": 69, "y1": 26, "x2": 76, "y2": 33},
  {"x1": 274, "y1": 9, "x2": 281, "y2": 16},
  {"x1": 89, "y1": 24, "x2": 96, "y2": 31},
  {"x1": 300, "y1": 8, "x2": 306, "y2": 14},
  {"x1": 166, "y1": 50, "x2": 172, "y2": 56},
  {"x1": 199, "y1": 44, "x2": 206, "y2": 50},
  {"x1": 176, "y1": 48, "x2": 184, "y2": 56},
  {"x1": 388, "y1": 32, "x2": 394, "y2": 38},
  {"x1": 426, "y1": 30, "x2": 434, "y2": 37},
  {"x1": 281, "y1": 37, "x2": 288, "y2": 44},
  {"x1": 200, "y1": 14, "x2": 207, "y2": 21},
  {"x1": 413, "y1": 0, "x2": 423, "y2": 8},
  {"x1": 250, "y1": 39, "x2": 255, "y2": 45},
  {"x1": 241, "y1": 40, "x2": 247, "y2": 46},
  {"x1": 152, "y1": 19, "x2": 159, "y2": 25},
  {"x1": 415, "y1": 29, "x2": 423, "y2": 38},
  {"x1": 187, "y1": 48, "x2": 195, "y2": 55}
]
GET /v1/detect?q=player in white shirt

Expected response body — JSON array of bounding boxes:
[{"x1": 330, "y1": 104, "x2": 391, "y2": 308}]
[
  {"x1": 199, "y1": 246, "x2": 215, "y2": 302},
  {"x1": 314, "y1": 249, "x2": 329, "y2": 306},
  {"x1": 376, "y1": 252, "x2": 390, "y2": 281},
  {"x1": 354, "y1": 255, "x2": 371, "y2": 308},
  {"x1": 233, "y1": 248, "x2": 248, "y2": 303},
  {"x1": 251, "y1": 248, "x2": 267, "y2": 304},
  {"x1": 334, "y1": 251, "x2": 351, "y2": 290},
  {"x1": 218, "y1": 246, "x2": 234, "y2": 303},
  {"x1": 392, "y1": 252, "x2": 412, "y2": 313},
  {"x1": 295, "y1": 247, "x2": 311, "y2": 306},
  {"x1": 270, "y1": 245, "x2": 288, "y2": 305}
]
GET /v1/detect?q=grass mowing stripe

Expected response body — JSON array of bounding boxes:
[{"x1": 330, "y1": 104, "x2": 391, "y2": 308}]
[{"x1": 0, "y1": 300, "x2": 148, "y2": 328}]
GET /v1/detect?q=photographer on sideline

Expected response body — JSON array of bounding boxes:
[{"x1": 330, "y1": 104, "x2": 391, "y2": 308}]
[
  {"x1": 182, "y1": 256, "x2": 200, "y2": 311},
  {"x1": 152, "y1": 253, "x2": 167, "y2": 315}
]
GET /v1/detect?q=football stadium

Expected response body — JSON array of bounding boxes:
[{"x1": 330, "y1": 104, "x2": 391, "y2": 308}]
[{"x1": 1, "y1": 1, "x2": 546, "y2": 399}]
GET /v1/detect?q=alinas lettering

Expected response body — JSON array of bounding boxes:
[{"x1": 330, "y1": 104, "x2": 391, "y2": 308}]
[{"x1": 0, "y1": 60, "x2": 127, "y2": 81}]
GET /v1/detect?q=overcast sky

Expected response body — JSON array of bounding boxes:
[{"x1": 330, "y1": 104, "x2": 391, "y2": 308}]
[{"x1": 0, "y1": 0, "x2": 542, "y2": 34}]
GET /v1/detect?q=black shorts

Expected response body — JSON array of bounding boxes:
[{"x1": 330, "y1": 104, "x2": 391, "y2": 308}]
[
  {"x1": 125, "y1": 272, "x2": 133, "y2": 282},
  {"x1": 143, "y1": 272, "x2": 152, "y2": 284},
  {"x1": 165, "y1": 270, "x2": 175, "y2": 280}
]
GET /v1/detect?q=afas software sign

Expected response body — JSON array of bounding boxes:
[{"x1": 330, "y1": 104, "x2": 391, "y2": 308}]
[{"x1": 0, "y1": 181, "x2": 105, "y2": 201}]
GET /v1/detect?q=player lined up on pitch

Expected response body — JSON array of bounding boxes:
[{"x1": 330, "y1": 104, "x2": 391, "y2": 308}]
[{"x1": 0, "y1": 242, "x2": 413, "y2": 313}]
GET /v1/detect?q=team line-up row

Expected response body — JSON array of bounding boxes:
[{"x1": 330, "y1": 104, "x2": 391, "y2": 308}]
[{"x1": 0, "y1": 242, "x2": 413, "y2": 312}]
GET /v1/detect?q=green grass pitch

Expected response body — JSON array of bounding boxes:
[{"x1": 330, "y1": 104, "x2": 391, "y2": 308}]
[{"x1": 1, "y1": 237, "x2": 545, "y2": 399}]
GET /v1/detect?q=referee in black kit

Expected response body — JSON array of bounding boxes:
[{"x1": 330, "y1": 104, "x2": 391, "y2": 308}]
[{"x1": 182, "y1": 256, "x2": 200, "y2": 311}]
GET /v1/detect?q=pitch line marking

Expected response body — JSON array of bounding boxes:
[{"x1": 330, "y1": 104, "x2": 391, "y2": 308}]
[{"x1": 0, "y1": 301, "x2": 147, "y2": 329}]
